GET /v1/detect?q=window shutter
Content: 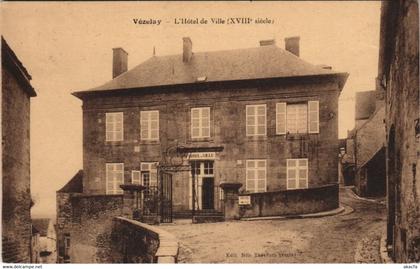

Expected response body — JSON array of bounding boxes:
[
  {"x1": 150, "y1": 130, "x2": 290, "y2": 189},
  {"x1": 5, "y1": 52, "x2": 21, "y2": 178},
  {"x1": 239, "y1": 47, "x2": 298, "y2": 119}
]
[
  {"x1": 308, "y1": 101, "x2": 319, "y2": 134},
  {"x1": 276, "y1": 103, "x2": 286, "y2": 134}
]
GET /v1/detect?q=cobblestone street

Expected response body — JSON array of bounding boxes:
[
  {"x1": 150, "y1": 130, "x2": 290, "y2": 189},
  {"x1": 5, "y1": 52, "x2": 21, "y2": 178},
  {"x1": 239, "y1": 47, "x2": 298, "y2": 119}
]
[{"x1": 160, "y1": 187, "x2": 386, "y2": 263}]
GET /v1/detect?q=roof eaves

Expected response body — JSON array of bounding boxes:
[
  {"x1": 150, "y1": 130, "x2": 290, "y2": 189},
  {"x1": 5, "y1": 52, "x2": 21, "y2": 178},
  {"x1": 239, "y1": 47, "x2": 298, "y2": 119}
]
[{"x1": 72, "y1": 72, "x2": 349, "y2": 99}]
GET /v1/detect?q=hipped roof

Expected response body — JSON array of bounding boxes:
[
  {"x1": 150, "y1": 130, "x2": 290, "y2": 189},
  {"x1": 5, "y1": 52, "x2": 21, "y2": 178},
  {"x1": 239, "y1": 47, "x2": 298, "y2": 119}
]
[{"x1": 73, "y1": 44, "x2": 348, "y2": 98}]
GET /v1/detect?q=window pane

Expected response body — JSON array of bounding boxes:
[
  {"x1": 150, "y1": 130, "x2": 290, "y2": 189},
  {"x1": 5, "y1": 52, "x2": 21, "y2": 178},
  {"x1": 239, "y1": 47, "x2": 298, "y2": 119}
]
[
  {"x1": 247, "y1": 160, "x2": 256, "y2": 168},
  {"x1": 202, "y1": 128, "x2": 210, "y2": 137},
  {"x1": 247, "y1": 106, "x2": 255, "y2": 115},
  {"x1": 192, "y1": 119, "x2": 200, "y2": 127},
  {"x1": 299, "y1": 179, "x2": 307, "y2": 188},
  {"x1": 287, "y1": 159, "x2": 296, "y2": 167},
  {"x1": 247, "y1": 116, "x2": 256, "y2": 125},
  {"x1": 257, "y1": 125, "x2": 265, "y2": 135},
  {"x1": 141, "y1": 130, "x2": 148, "y2": 138},
  {"x1": 299, "y1": 169, "x2": 307, "y2": 179},
  {"x1": 247, "y1": 125, "x2": 255, "y2": 135},
  {"x1": 277, "y1": 103, "x2": 286, "y2": 113},
  {"x1": 257, "y1": 115, "x2": 265, "y2": 125},
  {"x1": 288, "y1": 180, "x2": 296, "y2": 189},
  {"x1": 192, "y1": 128, "x2": 200, "y2": 137},
  {"x1": 257, "y1": 180, "x2": 265, "y2": 189},
  {"x1": 150, "y1": 121, "x2": 158, "y2": 129},
  {"x1": 257, "y1": 160, "x2": 265, "y2": 168},
  {"x1": 150, "y1": 112, "x2": 158, "y2": 120},
  {"x1": 288, "y1": 169, "x2": 296, "y2": 179},
  {"x1": 192, "y1": 109, "x2": 199, "y2": 118},
  {"x1": 106, "y1": 113, "x2": 114, "y2": 122},
  {"x1": 247, "y1": 180, "x2": 255, "y2": 190},
  {"x1": 257, "y1": 170, "x2": 265, "y2": 180},
  {"x1": 202, "y1": 119, "x2": 210, "y2": 127},
  {"x1": 257, "y1": 106, "x2": 265, "y2": 115},
  {"x1": 247, "y1": 170, "x2": 255, "y2": 180}
]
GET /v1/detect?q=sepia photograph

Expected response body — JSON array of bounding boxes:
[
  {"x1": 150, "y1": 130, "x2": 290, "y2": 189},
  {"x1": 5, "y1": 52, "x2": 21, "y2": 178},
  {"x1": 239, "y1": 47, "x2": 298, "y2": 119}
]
[{"x1": 1, "y1": 0, "x2": 419, "y2": 266}]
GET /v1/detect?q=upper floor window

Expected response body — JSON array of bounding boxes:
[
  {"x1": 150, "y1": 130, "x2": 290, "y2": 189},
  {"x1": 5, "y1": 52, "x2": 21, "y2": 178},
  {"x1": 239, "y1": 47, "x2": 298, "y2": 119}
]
[
  {"x1": 191, "y1": 107, "x2": 210, "y2": 139},
  {"x1": 106, "y1": 163, "x2": 124, "y2": 194},
  {"x1": 141, "y1": 162, "x2": 158, "y2": 187},
  {"x1": 140, "y1": 110, "x2": 159, "y2": 140},
  {"x1": 246, "y1": 104, "x2": 266, "y2": 136},
  {"x1": 286, "y1": 158, "x2": 308, "y2": 190},
  {"x1": 106, "y1": 112, "x2": 123, "y2": 141},
  {"x1": 246, "y1": 159, "x2": 266, "y2": 193},
  {"x1": 276, "y1": 101, "x2": 319, "y2": 135}
]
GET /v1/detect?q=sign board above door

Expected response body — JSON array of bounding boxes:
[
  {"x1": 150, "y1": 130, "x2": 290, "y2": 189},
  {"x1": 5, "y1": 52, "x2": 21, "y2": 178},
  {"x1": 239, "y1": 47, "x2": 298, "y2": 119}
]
[{"x1": 187, "y1": 152, "x2": 216, "y2": 160}]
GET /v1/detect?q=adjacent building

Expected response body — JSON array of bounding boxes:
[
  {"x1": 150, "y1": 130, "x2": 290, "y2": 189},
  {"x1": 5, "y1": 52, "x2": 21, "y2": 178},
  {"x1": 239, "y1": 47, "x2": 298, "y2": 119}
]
[
  {"x1": 2, "y1": 37, "x2": 37, "y2": 263},
  {"x1": 32, "y1": 218, "x2": 57, "y2": 263},
  {"x1": 378, "y1": 0, "x2": 419, "y2": 262},
  {"x1": 347, "y1": 90, "x2": 386, "y2": 197}
]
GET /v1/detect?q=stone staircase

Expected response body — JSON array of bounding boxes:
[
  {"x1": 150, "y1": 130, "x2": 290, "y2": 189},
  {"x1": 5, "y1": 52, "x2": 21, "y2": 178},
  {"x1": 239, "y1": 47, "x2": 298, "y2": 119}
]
[{"x1": 173, "y1": 210, "x2": 225, "y2": 223}]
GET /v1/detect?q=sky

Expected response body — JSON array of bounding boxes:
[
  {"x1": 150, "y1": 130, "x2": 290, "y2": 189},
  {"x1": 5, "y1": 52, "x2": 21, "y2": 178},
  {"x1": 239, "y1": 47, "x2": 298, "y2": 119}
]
[{"x1": 1, "y1": 1, "x2": 381, "y2": 218}]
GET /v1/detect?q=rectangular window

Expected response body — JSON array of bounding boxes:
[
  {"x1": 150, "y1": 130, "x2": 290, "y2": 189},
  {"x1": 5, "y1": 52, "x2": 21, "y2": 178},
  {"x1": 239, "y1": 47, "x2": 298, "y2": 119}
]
[
  {"x1": 246, "y1": 104, "x2": 266, "y2": 136},
  {"x1": 64, "y1": 234, "x2": 70, "y2": 258},
  {"x1": 131, "y1": 170, "x2": 141, "y2": 185},
  {"x1": 191, "y1": 107, "x2": 210, "y2": 139},
  {"x1": 106, "y1": 163, "x2": 124, "y2": 194},
  {"x1": 276, "y1": 101, "x2": 320, "y2": 134},
  {"x1": 141, "y1": 162, "x2": 158, "y2": 187},
  {"x1": 106, "y1": 112, "x2": 123, "y2": 141},
  {"x1": 246, "y1": 159, "x2": 266, "y2": 192},
  {"x1": 286, "y1": 159, "x2": 308, "y2": 190},
  {"x1": 287, "y1": 103, "x2": 308, "y2": 134},
  {"x1": 140, "y1": 110, "x2": 159, "y2": 140}
]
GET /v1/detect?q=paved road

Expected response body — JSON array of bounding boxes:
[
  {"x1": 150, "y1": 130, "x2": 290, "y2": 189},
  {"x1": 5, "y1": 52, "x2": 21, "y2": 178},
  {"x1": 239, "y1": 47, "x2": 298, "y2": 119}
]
[{"x1": 160, "y1": 187, "x2": 386, "y2": 263}]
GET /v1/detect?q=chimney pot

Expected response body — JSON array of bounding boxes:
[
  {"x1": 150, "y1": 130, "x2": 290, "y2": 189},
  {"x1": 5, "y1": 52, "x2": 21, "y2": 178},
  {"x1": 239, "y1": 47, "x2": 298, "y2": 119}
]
[
  {"x1": 112, "y1": 48, "x2": 128, "y2": 78},
  {"x1": 259, "y1": 39, "x2": 276, "y2": 46},
  {"x1": 183, "y1": 37, "x2": 193, "y2": 63},
  {"x1": 284, "y1": 36, "x2": 300, "y2": 57}
]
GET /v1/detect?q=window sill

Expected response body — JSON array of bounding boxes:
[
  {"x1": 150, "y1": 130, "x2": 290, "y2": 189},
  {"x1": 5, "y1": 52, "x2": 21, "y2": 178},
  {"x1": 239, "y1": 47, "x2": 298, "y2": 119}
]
[
  {"x1": 139, "y1": 140, "x2": 161, "y2": 145},
  {"x1": 189, "y1": 137, "x2": 213, "y2": 143},
  {"x1": 105, "y1": 141, "x2": 125, "y2": 146},
  {"x1": 245, "y1": 135, "x2": 267, "y2": 142}
]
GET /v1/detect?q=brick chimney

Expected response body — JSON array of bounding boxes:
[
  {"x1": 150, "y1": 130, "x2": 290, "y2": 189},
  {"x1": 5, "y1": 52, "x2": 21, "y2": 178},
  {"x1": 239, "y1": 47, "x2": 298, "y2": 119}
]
[
  {"x1": 259, "y1": 39, "x2": 276, "y2": 46},
  {"x1": 284, "y1": 36, "x2": 300, "y2": 57},
  {"x1": 183, "y1": 37, "x2": 193, "y2": 63},
  {"x1": 112, "y1": 48, "x2": 128, "y2": 78}
]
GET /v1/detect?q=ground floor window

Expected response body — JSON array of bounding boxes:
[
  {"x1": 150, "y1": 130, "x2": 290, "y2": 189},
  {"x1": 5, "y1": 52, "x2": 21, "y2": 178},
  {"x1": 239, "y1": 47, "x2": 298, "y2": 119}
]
[
  {"x1": 286, "y1": 158, "x2": 308, "y2": 189},
  {"x1": 141, "y1": 162, "x2": 158, "y2": 187},
  {"x1": 106, "y1": 163, "x2": 124, "y2": 194},
  {"x1": 246, "y1": 159, "x2": 266, "y2": 192}
]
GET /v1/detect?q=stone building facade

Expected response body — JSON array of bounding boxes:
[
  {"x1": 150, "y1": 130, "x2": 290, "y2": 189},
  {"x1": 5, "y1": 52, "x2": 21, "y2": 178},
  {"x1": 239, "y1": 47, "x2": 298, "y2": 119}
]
[
  {"x1": 71, "y1": 37, "x2": 348, "y2": 214},
  {"x1": 353, "y1": 90, "x2": 386, "y2": 197},
  {"x1": 378, "y1": 0, "x2": 419, "y2": 262},
  {"x1": 2, "y1": 37, "x2": 37, "y2": 263}
]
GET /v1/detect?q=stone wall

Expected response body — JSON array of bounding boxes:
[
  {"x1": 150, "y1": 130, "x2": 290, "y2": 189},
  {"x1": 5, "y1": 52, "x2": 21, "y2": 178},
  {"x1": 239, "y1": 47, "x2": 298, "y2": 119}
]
[
  {"x1": 238, "y1": 183, "x2": 339, "y2": 218},
  {"x1": 110, "y1": 217, "x2": 178, "y2": 263},
  {"x1": 382, "y1": 0, "x2": 420, "y2": 262},
  {"x1": 2, "y1": 58, "x2": 32, "y2": 263},
  {"x1": 56, "y1": 192, "x2": 123, "y2": 263},
  {"x1": 80, "y1": 78, "x2": 342, "y2": 211}
]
